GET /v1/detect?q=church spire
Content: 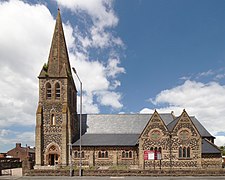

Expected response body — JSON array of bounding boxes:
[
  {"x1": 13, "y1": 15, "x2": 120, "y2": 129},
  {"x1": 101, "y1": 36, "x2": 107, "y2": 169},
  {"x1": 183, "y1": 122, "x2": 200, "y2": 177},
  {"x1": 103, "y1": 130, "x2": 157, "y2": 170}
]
[{"x1": 39, "y1": 9, "x2": 72, "y2": 78}]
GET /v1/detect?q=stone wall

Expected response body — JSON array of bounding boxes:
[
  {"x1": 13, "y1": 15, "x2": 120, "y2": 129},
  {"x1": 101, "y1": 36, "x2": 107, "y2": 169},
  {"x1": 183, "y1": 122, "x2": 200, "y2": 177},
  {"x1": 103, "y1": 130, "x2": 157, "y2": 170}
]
[
  {"x1": 202, "y1": 157, "x2": 222, "y2": 168},
  {"x1": 139, "y1": 111, "x2": 203, "y2": 169},
  {"x1": 23, "y1": 168, "x2": 225, "y2": 176},
  {"x1": 72, "y1": 146, "x2": 139, "y2": 167}
]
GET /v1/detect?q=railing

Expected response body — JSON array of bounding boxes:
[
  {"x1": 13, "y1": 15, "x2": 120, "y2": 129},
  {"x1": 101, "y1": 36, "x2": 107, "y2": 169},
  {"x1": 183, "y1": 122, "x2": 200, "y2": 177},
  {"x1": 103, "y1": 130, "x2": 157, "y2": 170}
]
[{"x1": 0, "y1": 158, "x2": 22, "y2": 170}]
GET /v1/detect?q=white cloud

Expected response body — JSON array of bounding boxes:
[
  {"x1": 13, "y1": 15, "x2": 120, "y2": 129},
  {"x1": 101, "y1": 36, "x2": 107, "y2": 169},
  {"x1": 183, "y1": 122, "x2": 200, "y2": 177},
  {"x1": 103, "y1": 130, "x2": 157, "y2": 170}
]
[
  {"x1": 106, "y1": 58, "x2": 125, "y2": 78},
  {"x1": 96, "y1": 91, "x2": 123, "y2": 109},
  {"x1": 0, "y1": 0, "x2": 55, "y2": 129},
  {"x1": 140, "y1": 80, "x2": 225, "y2": 146},
  {"x1": 0, "y1": 128, "x2": 34, "y2": 152},
  {"x1": 56, "y1": 0, "x2": 125, "y2": 112},
  {"x1": 0, "y1": 0, "x2": 76, "y2": 151},
  {"x1": 215, "y1": 136, "x2": 225, "y2": 147},
  {"x1": 56, "y1": 0, "x2": 118, "y2": 29},
  {"x1": 72, "y1": 56, "x2": 109, "y2": 93},
  {"x1": 78, "y1": 93, "x2": 99, "y2": 114},
  {"x1": 0, "y1": 0, "x2": 125, "y2": 151}
]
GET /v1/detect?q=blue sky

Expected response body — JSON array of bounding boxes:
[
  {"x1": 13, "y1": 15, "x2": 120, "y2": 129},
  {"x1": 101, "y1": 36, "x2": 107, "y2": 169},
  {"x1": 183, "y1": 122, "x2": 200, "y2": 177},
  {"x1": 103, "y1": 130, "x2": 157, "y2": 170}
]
[{"x1": 0, "y1": 0, "x2": 225, "y2": 152}]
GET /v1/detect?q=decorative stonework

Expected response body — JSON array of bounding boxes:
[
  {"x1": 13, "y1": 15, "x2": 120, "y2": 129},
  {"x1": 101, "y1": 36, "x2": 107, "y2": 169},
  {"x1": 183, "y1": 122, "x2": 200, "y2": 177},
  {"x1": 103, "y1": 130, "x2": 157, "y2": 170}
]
[
  {"x1": 178, "y1": 129, "x2": 190, "y2": 141},
  {"x1": 149, "y1": 129, "x2": 162, "y2": 141},
  {"x1": 44, "y1": 134, "x2": 62, "y2": 150},
  {"x1": 43, "y1": 126, "x2": 62, "y2": 133}
]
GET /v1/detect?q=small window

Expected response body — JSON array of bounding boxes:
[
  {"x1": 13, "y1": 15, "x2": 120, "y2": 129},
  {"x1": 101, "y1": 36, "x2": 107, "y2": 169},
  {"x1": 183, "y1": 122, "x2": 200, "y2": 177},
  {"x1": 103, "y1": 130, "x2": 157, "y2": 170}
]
[
  {"x1": 55, "y1": 82, "x2": 60, "y2": 99},
  {"x1": 179, "y1": 146, "x2": 190, "y2": 158},
  {"x1": 122, "y1": 151, "x2": 125, "y2": 158},
  {"x1": 187, "y1": 147, "x2": 190, "y2": 158},
  {"x1": 74, "y1": 151, "x2": 78, "y2": 158},
  {"x1": 51, "y1": 114, "x2": 56, "y2": 125},
  {"x1": 46, "y1": 83, "x2": 51, "y2": 99},
  {"x1": 183, "y1": 147, "x2": 187, "y2": 158},
  {"x1": 122, "y1": 150, "x2": 133, "y2": 159},
  {"x1": 98, "y1": 151, "x2": 108, "y2": 158},
  {"x1": 74, "y1": 151, "x2": 84, "y2": 159},
  {"x1": 98, "y1": 151, "x2": 101, "y2": 158},
  {"x1": 129, "y1": 151, "x2": 132, "y2": 158},
  {"x1": 179, "y1": 147, "x2": 182, "y2": 158},
  {"x1": 159, "y1": 147, "x2": 162, "y2": 153}
]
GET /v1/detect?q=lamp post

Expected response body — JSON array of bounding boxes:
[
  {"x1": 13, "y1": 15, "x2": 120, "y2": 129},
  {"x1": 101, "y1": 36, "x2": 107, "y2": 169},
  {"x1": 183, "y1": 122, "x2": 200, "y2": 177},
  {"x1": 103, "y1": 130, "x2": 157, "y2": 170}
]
[
  {"x1": 68, "y1": 143, "x2": 72, "y2": 177},
  {"x1": 72, "y1": 67, "x2": 82, "y2": 177}
]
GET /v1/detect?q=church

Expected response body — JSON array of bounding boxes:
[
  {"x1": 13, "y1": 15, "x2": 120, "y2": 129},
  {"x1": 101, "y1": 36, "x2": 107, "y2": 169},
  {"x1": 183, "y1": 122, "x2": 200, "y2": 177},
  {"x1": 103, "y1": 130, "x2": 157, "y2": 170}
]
[{"x1": 35, "y1": 10, "x2": 222, "y2": 170}]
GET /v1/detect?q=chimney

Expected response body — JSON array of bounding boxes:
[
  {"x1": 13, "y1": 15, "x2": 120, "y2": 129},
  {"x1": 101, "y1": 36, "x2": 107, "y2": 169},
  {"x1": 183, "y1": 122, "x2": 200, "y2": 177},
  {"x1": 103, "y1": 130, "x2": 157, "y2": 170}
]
[
  {"x1": 16, "y1": 143, "x2": 21, "y2": 148},
  {"x1": 171, "y1": 111, "x2": 176, "y2": 119}
]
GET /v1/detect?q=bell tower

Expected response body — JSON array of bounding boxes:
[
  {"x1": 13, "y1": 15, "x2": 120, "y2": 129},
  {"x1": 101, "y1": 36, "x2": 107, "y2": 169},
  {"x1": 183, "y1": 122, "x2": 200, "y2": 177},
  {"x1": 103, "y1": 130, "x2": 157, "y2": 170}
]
[{"x1": 35, "y1": 9, "x2": 78, "y2": 167}]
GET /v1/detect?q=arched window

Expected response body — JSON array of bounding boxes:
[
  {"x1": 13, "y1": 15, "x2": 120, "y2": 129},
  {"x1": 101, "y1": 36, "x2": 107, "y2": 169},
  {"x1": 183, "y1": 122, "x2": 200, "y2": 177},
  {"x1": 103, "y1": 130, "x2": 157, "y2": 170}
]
[
  {"x1": 129, "y1": 151, "x2": 132, "y2": 158},
  {"x1": 74, "y1": 151, "x2": 78, "y2": 158},
  {"x1": 122, "y1": 151, "x2": 125, "y2": 158},
  {"x1": 159, "y1": 147, "x2": 162, "y2": 153},
  {"x1": 187, "y1": 147, "x2": 190, "y2": 158},
  {"x1": 98, "y1": 151, "x2": 108, "y2": 158},
  {"x1": 179, "y1": 147, "x2": 182, "y2": 158},
  {"x1": 183, "y1": 147, "x2": 187, "y2": 158},
  {"x1": 51, "y1": 114, "x2": 56, "y2": 126},
  {"x1": 46, "y1": 83, "x2": 51, "y2": 99},
  {"x1": 122, "y1": 150, "x2": 133, "y2": 159},
  {"x1": 98, "y1": 151, "x2": 101, "y2": 158},
  {"x1": 74, "y1": 151, "x2": 84, "y2": 159},
  {"x1": 179, "y1": 146, "x2": 190, "y2": 158},
  {"x1": 55, "y1": 82, "x2": 60, "y2": 99},
  {"x1": 150, "y1": 147, "x2": 153, "y2": 151}
]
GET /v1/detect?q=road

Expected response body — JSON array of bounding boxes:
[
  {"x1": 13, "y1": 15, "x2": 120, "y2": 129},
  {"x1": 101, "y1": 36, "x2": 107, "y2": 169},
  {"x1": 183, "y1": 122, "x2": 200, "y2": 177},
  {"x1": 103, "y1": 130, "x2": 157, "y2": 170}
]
[{"x1": 1, "y1": 176, "x2": 225, "y2": 180}]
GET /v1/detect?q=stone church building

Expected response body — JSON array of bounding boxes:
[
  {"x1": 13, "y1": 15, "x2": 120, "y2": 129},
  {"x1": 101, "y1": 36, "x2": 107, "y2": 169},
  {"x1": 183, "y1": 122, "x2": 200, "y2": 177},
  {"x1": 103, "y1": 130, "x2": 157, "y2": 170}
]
[{"x1": 35, "y1": 10, "x2": 222, "y2": 169}]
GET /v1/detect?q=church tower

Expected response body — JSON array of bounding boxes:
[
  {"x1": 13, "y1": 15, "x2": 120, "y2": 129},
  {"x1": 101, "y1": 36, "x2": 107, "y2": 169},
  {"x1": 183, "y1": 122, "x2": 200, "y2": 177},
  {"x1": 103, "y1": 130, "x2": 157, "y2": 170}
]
[{"x1": 35, "y1": 10, "x2": 78, "y2": 167}]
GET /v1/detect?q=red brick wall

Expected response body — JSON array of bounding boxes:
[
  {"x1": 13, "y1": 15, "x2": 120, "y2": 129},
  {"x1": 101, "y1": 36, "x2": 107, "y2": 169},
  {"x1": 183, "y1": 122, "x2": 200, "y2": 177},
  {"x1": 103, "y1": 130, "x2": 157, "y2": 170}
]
[{"x1": 7, "y1": 143, "x2": 34, "y2": 162}]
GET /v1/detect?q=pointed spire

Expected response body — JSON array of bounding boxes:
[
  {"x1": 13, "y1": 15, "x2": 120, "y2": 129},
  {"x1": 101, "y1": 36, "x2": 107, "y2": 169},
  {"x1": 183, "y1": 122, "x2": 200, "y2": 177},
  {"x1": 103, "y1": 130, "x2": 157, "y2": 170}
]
[{"x1": 42, "y1": 9, "x2": 72, "y2": 78}]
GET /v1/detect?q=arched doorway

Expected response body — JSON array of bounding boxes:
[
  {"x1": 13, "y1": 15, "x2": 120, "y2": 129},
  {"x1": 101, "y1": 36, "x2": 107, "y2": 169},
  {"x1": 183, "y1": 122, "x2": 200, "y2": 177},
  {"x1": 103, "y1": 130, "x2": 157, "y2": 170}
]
[{"x1": 45, "y1": 143, "x2": 61, "y2": 166}]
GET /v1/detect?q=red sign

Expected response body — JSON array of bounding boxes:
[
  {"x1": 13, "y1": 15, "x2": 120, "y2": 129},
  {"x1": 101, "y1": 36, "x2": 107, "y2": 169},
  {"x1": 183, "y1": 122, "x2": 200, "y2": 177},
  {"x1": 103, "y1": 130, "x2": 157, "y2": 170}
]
[
  {"x1": 144, "y1": 150, "x2": 154, "y2": 160},
  {"x1": 144, "y1": 150, "x2": 161, "y2": 160}
]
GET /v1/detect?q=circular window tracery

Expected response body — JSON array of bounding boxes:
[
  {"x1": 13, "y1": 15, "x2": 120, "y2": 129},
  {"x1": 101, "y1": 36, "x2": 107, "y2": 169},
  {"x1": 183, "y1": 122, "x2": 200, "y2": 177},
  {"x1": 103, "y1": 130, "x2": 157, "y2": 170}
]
[
  {"x1": 179, "y1": 129, "x2": 190, "y2": 141},
  {"x1": 149, "y1": 129, "x2": 162, "y2": 141}
]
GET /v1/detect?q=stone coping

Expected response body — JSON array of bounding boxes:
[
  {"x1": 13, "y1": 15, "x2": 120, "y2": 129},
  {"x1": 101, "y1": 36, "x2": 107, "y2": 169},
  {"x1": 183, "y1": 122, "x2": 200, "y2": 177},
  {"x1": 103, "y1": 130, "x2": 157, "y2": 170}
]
[{"x1": 23, "y1": 169, "x2": 225, "y2": 176}]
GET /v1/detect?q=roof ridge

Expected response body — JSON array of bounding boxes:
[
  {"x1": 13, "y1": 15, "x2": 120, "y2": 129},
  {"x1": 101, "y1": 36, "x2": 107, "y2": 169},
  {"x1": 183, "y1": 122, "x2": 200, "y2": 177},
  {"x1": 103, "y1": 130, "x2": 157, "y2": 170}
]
[
  {"x1": 86, "y1": 133, "x2": 140, "y2": 135},
  {"x1": 81, "y1": 113, "x2": 173, "y2": 115}
]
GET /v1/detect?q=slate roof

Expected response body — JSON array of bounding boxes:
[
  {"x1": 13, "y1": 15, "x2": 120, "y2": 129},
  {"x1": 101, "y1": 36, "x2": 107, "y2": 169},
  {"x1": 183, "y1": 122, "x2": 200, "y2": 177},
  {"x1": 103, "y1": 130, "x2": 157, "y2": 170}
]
[
  {"x1": 167, "y1": 116, "x2": 213, "y2": 138},
  {"x1": 73, "y1": 113, "x2": 215, "y2": 154},
  {"x1": 80, "y1": 114, "x2": 174, "y2": 135},
  {"x1": 73, "y1": 134, "x2": 139, "y2": 147},
  {"x1": 202, "y1": 139, "x2": 221, "y2": 154}
]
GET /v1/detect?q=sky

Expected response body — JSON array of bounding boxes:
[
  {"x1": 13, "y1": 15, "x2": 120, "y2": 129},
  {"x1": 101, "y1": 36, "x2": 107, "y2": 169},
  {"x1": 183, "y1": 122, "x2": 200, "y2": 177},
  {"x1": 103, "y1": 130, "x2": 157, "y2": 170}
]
[{"x1": 0, "y1": 0, "x2": 225, "y2": 152}]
